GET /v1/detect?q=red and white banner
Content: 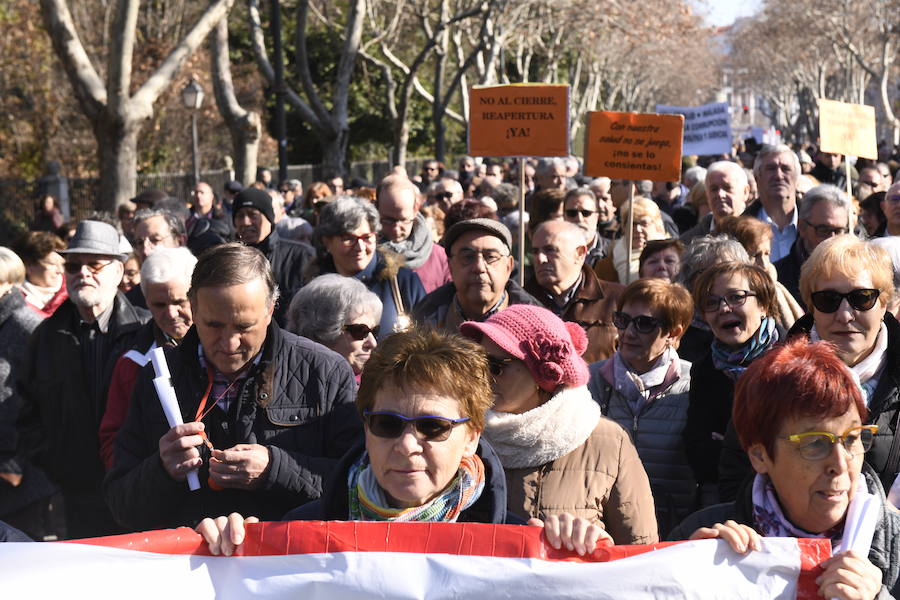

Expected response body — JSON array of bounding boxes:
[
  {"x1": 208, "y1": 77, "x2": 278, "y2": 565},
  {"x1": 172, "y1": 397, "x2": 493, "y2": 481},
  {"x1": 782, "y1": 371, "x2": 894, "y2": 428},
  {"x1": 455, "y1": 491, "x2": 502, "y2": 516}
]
[{"x1": 0, "y1": 521, "x2": 830, "y2": 599}]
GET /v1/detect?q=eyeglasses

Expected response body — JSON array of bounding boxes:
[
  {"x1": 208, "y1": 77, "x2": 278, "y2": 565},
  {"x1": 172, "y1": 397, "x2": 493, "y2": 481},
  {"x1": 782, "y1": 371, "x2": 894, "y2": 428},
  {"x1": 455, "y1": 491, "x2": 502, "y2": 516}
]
[
  {"x1": 701, "y1": 290, "x2": 756, "y2": 313},
  {"x1": 451, "y1": 249, "x2": 509, "y2": 267},
  {"x1": 64, "y1": 259, "x2": 115, "y2": 275},
  {"x1": 434, "y1": 191, "x2": 454, "y2": 201},
  {"x1": 784, "y1": 425, "x2": 878, "y2": 461},
  {"x1": 565, "y1": 209, "x2": 597, "y2": 219},
  {"x1": 810, "y1": 288, "x2": 880, "y2": 313},
  {"x1": 343, "y1": 323, "x2": 380, "y2": 340},
  {"x1": 803, "y1": 220, "x2": 849, "y2": 237},
  {"x1": 612, "y1": 311, "x2": 665, "y2": 334},
  {"x1": 487, "y1": 355, "x2": 514, "y2": 376},
  {"x1": 380, "y1": 216, "x2": 415, "y2": 226},
  {"x1": 363, "y1": 410, "x2": 470, "y2": 441},
  {"x1": 135, "y1": 233, "x2": 173, "y2": 248},
  {"x1": 338, "y1": 232, "x2": 377, "y2": 247}
]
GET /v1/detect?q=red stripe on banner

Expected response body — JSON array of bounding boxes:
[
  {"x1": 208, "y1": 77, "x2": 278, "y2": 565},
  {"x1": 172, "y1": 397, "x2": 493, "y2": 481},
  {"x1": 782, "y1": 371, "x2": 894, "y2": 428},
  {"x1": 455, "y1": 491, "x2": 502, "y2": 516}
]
[
  {"x1": 67, "y1": 520, "x2": 832, "y2": 570},
  {"x1": 796, "y1": 537, "x2": 832, "y2": 600}
]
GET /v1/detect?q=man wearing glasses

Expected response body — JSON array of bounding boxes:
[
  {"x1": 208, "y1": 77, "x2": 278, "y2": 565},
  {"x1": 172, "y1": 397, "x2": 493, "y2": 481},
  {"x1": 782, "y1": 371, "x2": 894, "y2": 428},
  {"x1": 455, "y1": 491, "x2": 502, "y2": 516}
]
[
  {"x1": 774, "y1": 184, "x2": 851, "y2": 308},
  {"x1": 17, "y1": 220, "x2": 150, "y2": 538},
  {"x1": 412, "y1": 219, "x2": 540, "y2": 331},
  {"x1": 376, "y1": 174, "x2": 450, "y2": 293},
  {"x1": 563, "y1": 186, "x2": 609, "y2": 267}
]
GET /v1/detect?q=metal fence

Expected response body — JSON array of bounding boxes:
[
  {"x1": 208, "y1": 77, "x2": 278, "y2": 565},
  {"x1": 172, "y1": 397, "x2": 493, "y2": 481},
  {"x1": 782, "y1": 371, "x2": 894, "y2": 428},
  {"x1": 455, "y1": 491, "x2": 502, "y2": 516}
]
[{"x1": 0, "y1": 158, "x2": 435, "y2": 245}]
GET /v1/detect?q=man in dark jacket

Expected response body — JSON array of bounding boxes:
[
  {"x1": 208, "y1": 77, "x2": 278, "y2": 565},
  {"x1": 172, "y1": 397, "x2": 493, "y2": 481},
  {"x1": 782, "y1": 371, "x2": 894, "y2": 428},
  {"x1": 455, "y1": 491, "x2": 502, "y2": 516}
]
[
  {"x1": 412, "y1": 219, "x2": 540, "y2": 331},
  {"x1": 17, "y1": 221, "x2": 150, "y2": 538},
  {"x1": 104, "y1": 244, "x2": 360, "y2": 531},
  {"x1": 232, "y1": 188, "x2": 315, "y2": 324},
  {"x1": 525, "y1": 220, "x2": 622, "y2": 363}
]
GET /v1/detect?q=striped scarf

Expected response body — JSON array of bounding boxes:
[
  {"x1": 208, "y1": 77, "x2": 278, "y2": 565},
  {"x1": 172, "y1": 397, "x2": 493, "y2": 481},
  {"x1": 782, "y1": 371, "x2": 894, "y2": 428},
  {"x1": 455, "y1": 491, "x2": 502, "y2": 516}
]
[{"x1": 347, "y1": 452, "x2": 485, "y2": 522}]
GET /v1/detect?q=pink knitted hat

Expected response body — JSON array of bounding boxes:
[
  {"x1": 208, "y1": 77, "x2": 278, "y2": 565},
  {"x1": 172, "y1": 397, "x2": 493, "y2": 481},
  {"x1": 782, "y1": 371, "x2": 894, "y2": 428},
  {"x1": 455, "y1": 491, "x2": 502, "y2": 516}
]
[{"x1": 460, "y1": 304, "x2": 590, "y2": 392}]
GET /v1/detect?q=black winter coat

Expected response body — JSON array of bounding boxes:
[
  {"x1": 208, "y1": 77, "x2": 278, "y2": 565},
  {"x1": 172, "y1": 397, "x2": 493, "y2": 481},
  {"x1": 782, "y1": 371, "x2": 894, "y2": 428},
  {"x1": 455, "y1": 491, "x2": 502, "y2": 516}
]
[
  {"x1": 251, "y1": 230, "x2": 316, "y2": 325},
  {"x1": 17, "y1": 294, "x2": 149, "y2": 492},
  {"x1": 104, "y1": 324, "x2": 362, "y2": 531},
  {"x1": 284, "y1": 439, "x2": 525, "y2": 525}
]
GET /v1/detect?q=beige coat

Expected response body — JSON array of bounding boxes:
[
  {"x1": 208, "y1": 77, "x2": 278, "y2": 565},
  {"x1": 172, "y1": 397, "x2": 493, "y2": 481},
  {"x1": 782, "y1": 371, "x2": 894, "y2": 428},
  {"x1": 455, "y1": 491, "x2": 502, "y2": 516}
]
[{"x1": 504, "y1": 417, "x2": 659, "y2": 545}]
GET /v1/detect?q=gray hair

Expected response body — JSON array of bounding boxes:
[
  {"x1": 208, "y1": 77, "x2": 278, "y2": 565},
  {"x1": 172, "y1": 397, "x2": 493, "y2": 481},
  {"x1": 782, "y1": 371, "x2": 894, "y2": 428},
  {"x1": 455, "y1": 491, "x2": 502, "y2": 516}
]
[
  {"x1": 870, "y1": 237, "x2": 900, "y2": 292},
  {"x1": 678, "y1": 234, "x2": 751, "y2": 290},
  {"x1": 753, "y1": 144, "x2": 801, "y2": 183},
  {"x1": 798, "y1": 184, "x2": 851, "y2": 221},
  {"x1": 140, "y1": 247, "x2": 197, "y2": 294},
  {"x1": 705, "y1": 161, "x2": 748, "y2": 188},
  {"x1": 286, "y1": 274, "x2": 383, "y2": 344},
  {"x1": 535, "y1": 157, "x2": 567, "y2": 177},
  {"x1": 589, "y1": 176, "x2": 611, "y2": 189},
  {"x1": 683, "y1": 166, "x2": 707, "y2": 189},
  {"x1": 490, "y1": 183, "x2": 519, "y2": 211},
  {"x1": 564, "y1": 186, "x2": 597, "y2": 207},
  {"x1": 314, "y1": 196, "x2": 381, "y2": 251},
  {"x1": 134, "y1": 207, "x2": 186, "y2": 238}
]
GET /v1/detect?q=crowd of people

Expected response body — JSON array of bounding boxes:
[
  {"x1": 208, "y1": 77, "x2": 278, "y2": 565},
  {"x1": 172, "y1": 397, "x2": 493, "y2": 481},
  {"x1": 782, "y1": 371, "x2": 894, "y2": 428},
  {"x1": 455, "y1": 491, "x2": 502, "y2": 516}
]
[{"x1": 2, "y1": 143, "x2": 900, "y2": 597}]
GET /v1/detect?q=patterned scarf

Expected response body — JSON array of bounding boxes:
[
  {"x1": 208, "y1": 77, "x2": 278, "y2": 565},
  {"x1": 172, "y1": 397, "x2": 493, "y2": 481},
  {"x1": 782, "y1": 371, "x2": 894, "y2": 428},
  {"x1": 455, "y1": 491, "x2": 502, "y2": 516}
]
[
  {"x1": 346, "y1": 451, "x2": 485, "y2": 522},
  {"x1": 711, "y1": 316, "x2": 778, "y2": 381},
  {"x1": 612, "y1": 347, "x2": 681, "y2": 414},
  {"x1": 751, "y1": 473, "x2": 845, "y2": 550}
]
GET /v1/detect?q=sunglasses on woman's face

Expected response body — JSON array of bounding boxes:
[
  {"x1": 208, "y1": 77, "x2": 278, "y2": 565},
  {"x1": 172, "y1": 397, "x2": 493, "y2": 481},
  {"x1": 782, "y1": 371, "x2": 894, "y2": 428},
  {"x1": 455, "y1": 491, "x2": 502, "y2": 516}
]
[
  {"x1": 612, "y1": 311, "x2": 664, "y2": 334},
  {"x1": 809, "y1": 288, "x2": 880, "y2": 313},
  {"x1": 363, "y1": 410, "x2": 470, "y2": 441},
  {"x1": 343, "y1": 323, "x2": 380, "y2": 341}
]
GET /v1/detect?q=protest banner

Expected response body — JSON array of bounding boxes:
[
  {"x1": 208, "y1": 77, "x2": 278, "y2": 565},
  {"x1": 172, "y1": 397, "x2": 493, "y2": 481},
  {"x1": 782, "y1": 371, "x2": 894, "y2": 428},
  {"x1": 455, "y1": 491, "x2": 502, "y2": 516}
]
[
  {"x1": 818, "y1": 99, "x2": 878, "y2": 160},
  {"x1": 655, "y1": 101, "x2": 732, "y2": 156},
  {"x1": 1, "y1": 521, "x2": 830, "y2": 599},
  {"x1": 582, "y1": 111, "x2": 684, "y2": 182},
  {"x1": 468, "y1": 84, "x2": 569, "y2": 158}
]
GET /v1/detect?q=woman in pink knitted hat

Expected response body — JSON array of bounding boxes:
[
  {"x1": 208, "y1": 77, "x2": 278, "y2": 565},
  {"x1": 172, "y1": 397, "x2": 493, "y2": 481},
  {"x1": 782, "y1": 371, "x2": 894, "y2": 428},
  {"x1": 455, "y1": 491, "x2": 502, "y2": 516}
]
[{"x1": 460, "y1": 305, "x2": 659, "y2": 545}]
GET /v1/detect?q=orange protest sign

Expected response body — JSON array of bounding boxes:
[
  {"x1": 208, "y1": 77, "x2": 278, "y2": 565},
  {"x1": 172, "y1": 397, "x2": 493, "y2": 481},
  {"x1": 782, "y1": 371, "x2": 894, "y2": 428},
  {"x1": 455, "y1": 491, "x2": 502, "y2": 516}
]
[
  {"x1": 583, "y1": 111, "x2": 684, "y2": 181},
  {"x1": 819, "y1": 99, "x2": 877, "y2": 159},
  {"x1": 468, "y1": 85, "x2": 569, "y2": 157}
]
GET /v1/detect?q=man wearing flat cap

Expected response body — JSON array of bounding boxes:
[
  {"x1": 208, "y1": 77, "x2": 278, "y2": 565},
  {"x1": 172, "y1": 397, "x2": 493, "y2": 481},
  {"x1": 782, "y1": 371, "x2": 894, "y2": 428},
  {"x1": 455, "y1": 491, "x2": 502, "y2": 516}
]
[
  {"x1": 412, "y1": 218, "x2": 540, "y2": 332},
  {"x1": 17, "y1": 220, "x2": 149, "y2": 538},
  {"x1": 233, "y1": 188, "x2": 315, "y2": 324}
]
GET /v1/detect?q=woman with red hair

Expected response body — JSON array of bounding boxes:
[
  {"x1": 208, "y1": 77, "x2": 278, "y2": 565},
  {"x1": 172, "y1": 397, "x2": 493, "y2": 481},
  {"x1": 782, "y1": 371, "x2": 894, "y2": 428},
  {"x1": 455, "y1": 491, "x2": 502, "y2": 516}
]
[{"x1": 671, "y1": 339, "x2": 900, "y2": 599}]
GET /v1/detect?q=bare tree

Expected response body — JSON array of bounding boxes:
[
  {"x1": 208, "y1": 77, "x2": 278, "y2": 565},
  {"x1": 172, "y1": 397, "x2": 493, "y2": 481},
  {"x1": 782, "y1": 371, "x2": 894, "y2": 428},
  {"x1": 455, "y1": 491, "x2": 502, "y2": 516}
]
[
  {"x1": 40, "y1": 0, "x2": 233, "y2": 210},
  {"x1": 211, "y1": 15, "x2": 260, "y2": 186}
]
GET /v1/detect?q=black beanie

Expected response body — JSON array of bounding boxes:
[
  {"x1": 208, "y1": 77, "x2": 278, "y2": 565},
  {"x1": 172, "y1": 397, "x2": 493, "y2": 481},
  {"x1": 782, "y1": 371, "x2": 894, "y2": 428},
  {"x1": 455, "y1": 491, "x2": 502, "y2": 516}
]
[{"x1": 232, "y1": 188, "x2": 275, "y2": 225}]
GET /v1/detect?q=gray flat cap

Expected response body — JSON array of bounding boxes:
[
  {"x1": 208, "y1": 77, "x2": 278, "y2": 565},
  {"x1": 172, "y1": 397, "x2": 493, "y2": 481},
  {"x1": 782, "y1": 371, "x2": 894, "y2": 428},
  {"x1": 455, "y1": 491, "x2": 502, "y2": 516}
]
[
  {"x1": 59, "y1": 220, "x2": 127, "y2": 260},
  {"x1": 442, "y1": 218, "x2": 512, "y2": 253}
]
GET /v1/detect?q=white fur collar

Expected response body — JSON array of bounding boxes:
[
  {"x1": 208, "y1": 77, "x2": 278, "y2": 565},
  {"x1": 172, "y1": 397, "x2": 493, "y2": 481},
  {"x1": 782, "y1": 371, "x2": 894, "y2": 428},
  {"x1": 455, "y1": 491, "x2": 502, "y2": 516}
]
[{"x1": 483, "y1": 385, "x2": 602, "y2": 469}]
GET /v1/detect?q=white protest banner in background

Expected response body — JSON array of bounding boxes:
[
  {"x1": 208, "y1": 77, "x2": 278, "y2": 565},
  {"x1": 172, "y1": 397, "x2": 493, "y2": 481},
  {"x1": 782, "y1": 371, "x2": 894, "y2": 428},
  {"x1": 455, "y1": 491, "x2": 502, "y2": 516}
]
[
  {"x1": 656, "y1": 101, "x2": 732, "y2": 156},
  {"x1": 0, "y1": 521, "x2": 831, "y2": 599}
]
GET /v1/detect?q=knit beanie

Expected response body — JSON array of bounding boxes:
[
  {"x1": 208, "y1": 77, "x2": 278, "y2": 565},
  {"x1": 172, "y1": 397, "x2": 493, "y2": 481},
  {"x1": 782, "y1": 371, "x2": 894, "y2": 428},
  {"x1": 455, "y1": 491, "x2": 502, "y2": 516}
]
[
  {"x1": 232, "y1": 188, "x2": 275, "y2": 225},
  {"x1": 460, "y1": 304, "x2": 590, "y2": 392}
]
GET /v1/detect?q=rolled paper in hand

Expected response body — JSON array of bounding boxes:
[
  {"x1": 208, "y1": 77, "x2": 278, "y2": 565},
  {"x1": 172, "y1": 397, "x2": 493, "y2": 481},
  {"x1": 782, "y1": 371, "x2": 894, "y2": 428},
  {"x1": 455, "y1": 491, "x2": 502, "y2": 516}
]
[{"x1": 150, "y1": 347, "x2": 200, "y2": 492}]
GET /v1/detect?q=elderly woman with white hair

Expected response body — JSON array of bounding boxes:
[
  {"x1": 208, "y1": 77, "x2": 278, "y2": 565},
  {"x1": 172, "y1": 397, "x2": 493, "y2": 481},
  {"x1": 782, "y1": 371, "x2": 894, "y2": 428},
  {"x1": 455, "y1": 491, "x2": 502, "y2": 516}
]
[
  {"x1": 99, "y1": 247, "x2": 197, "y2": 469},
  {"x1": 594, "y1": 197, "x2": 668, "y2": 284},
  {"x1": 287, "y1": 274, "x2": 383, "y2": 383}
]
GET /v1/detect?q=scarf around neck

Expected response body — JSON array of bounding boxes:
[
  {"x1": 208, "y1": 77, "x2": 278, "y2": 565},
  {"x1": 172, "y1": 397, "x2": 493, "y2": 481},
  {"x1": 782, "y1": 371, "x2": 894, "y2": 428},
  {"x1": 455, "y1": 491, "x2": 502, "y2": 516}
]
[
  {"x1": 381, "y1": 214, "x2": 433, "y2": 270},
  {"x1": 810, "y1": 322, "x2": 888, "y2": 405},
  {"x1": 751, "y1": 473, "x2": 849, "y2": 550},
  {"x1": 612, "y1": 347, "x2": 681, "y2": 413},
  {"x1": 483, "y1": 385, "x2": 602, "y2": 469},
  {"x1": 346, "y1": 451, "x2": 485, "y2": 522},
  {"x1": 711, "y1": 316, "x2": 778, "y2": 381}
]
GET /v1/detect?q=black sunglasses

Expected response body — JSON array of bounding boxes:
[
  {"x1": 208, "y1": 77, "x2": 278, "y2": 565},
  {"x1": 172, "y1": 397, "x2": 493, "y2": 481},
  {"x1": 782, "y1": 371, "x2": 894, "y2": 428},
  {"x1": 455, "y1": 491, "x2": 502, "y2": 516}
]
[
  {"x1": 363, "y1": 410, "x2": 470, "y2": 441},
  {"x1": 487, "y1": 355, "x2": 514, "y2": 376},
  {"x1": 565, "y1": 208, "x2": 597, "y2": 218},
  {"x1": 810, "y1": 289, "x2": 880, "y2": 313},
  {"x1": 612, "y1": 311, "x2": 664, "y2": 334},
  {"x1": 344, "y1": 323, "x2": 380, "y2": 340}
]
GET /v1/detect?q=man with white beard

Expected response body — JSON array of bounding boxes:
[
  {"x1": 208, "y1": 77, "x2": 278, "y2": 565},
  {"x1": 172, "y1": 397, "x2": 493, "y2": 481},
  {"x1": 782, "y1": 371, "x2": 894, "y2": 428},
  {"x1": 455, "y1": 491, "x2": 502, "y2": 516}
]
[{"x1": 17, "y1": 220, "x2": 149, "y2": 539}]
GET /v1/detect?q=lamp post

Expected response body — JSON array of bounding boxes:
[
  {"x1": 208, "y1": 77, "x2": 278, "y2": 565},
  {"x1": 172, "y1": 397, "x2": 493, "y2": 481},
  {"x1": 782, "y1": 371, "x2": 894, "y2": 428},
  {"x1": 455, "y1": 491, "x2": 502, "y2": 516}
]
[{"x1": 181, "y1": 78, "x2": 204, "y2": 186}]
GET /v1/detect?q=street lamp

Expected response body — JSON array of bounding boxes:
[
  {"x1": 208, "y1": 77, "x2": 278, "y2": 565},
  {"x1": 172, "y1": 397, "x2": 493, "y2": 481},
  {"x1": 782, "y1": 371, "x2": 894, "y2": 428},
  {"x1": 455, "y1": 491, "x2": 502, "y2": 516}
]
[{"x1": 181, "y1": 77, "x2": 204, "y2": 185}]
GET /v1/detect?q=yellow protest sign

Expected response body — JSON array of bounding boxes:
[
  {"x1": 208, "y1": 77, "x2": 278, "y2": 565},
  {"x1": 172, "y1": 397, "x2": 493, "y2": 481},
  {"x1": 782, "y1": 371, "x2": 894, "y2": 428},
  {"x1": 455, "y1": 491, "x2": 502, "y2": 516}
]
[
  {"x1": 468, "y1": 85, "x2": 569, "y2": 157},
  {"x1": 819, "y1": 99, "x2": 877, "y2": 159},
  {"x1": 583, "y1": 111, "x2": 684, "y2": 181}
]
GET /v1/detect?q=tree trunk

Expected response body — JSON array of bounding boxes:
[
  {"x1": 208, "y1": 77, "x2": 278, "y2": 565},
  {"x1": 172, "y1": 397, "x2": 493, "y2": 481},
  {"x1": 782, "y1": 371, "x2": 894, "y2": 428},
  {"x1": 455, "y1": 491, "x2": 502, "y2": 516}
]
[
  {"x1": 96, "y1": 118, "x2": 140, "y2": 211},
  {"x1": 319, "y1": 129, "x2": 349, "y2": 179}
]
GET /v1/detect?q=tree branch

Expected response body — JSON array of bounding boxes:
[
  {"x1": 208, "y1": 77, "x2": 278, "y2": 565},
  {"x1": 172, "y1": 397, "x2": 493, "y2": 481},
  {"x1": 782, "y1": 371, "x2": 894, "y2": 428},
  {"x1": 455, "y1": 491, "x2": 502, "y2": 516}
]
[{"x1": 108, "y1": 0, "x2": 139, "y2": 117}]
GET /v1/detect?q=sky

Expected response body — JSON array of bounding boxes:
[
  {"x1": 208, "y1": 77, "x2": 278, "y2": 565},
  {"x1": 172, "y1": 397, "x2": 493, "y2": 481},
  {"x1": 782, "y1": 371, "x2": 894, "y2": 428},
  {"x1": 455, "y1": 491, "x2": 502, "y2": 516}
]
[{"x1": 693, "y1": 0, "x2": 763, "y2": 26}]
